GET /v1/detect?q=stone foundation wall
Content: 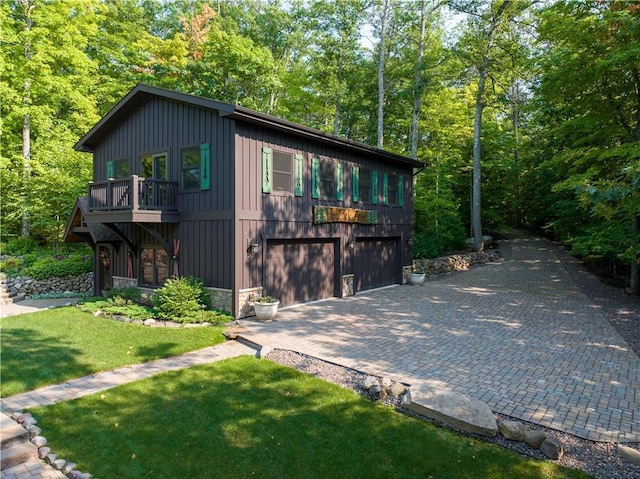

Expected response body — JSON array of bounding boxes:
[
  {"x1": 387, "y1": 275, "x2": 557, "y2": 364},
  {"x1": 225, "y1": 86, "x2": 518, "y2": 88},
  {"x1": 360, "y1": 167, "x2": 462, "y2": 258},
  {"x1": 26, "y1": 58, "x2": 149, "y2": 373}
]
[
  {"x1": 4, "y1": 272, "x2": 93, "y2": 299},
  {"x1": 112, "y1": 276, "x2": 137, "y2": 289}
]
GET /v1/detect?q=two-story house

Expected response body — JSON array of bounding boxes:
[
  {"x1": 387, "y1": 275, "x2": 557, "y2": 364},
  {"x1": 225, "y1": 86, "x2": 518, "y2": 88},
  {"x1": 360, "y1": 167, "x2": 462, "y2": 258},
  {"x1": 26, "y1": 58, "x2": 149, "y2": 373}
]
[{"x1": 64, "y1": 84, "x2": 424, "y2": 318}]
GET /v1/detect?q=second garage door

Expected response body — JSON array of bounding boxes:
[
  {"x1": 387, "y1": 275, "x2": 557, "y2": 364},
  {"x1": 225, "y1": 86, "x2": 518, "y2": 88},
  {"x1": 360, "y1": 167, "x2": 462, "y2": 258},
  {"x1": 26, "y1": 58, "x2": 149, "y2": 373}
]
[
  {"x1": 265, "y1": 239, "x2": 337, "y2": 307},
  {"x1": 355, "y1": 237, "x2": 400, "y2": 292}
]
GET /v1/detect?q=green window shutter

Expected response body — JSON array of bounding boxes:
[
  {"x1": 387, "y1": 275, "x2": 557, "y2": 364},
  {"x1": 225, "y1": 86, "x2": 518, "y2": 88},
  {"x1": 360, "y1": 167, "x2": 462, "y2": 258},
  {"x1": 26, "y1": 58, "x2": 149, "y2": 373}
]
[
  {"x1": 200, "y1": 143, "x2": 210, "y2": 190},
  {"x1": 371, "y1": 170, "x2": 378, "y2": 205},
  {"x1": 106, "y1": 160, "x2": 114, "y2": 179},
  {"x1": 382, "y1": 173, "x2": 389, "y2": 205},
  {"x1": 398, "y1": 175, "x2": 404, "y2": 207},
  {"x1": 311, "y1": 158, "x2": 320, "y2": 199},
  {"x1": 352, "y1": 166, "x2": 359, "y2": 202},
  {"x1": 262, "y1": 147, "x2": 272, "y2": 193},
  {"x1": 336, "y1": 163, "x2": 344, "y2": 201},
  {"x1": 295, "y1": 154, "x2": 304, "y2": 197}
]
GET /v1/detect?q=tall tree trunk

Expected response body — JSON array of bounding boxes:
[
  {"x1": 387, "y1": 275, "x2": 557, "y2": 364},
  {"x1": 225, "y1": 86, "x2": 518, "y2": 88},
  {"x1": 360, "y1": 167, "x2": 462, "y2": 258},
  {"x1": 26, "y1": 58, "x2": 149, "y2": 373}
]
[
  {"x1": 472, "y1": 0, "x2": 510, "y2": 252},
  {"x1": 410, "y1": 0, "x2": 428, "y2": 160},
  {"x1": 21, "y1": 0, "x2": 34, "y2": 238},
  {"x1": 377, "y1": 0, "x2": 390, "y2": 149},
  {"x1": 472, "y1": 62, "x2": 487, "y2": 251}
]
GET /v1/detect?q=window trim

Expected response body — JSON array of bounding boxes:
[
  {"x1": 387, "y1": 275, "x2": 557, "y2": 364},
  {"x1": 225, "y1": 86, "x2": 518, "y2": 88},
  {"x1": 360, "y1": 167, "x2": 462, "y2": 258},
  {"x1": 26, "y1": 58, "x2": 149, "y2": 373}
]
[
  {"x1": 262, "y1": 147, "x2": 304, "y2": 197},
  {"x1": 140, "y1": 151, "x2": 168, "y2": 181}
]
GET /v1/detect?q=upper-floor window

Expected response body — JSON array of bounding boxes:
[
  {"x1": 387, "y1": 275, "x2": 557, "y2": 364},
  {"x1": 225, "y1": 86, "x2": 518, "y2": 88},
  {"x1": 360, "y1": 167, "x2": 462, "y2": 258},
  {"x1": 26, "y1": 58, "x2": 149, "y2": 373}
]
[
  {"x1": 181, "y1": 144, "x2": 211, "y2": 191},
  {"x1": 140, "y1": 152, "x2": 167, "y2": 180},
  {"x1": 106, "y1": 158, "x2": 130, "y2": 179},
  {"x1": 312, "y1": 158, "x2": 343, "y2": 200},
  {"x1": 262, "y1": 147, "x2": 303, "y2": 196},
  {"x1": 352, "y1": 167, "x2": 378, "y2": 204},
  {"x1": 273, "y1": 150, "x2": 293, "y2": 193},
  {"x1": 382, "y1": 173, "x2": 404, "y2": 207}
]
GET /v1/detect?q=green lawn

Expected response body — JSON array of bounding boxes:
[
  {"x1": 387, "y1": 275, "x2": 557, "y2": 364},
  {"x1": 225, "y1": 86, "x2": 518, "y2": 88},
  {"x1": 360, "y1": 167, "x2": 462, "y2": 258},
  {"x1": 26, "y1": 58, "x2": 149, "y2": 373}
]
[
  {"x1": 30, "y1": 357, "x2": 590, "y2": 479},
  {"x1": 0, "y1": 307, "x2": 227, "y2": 397}
]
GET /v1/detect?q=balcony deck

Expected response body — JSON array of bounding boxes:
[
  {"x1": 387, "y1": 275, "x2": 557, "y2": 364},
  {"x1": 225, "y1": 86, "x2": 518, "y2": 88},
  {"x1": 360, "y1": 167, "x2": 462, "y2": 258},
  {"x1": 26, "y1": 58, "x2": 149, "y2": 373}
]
[{"x1": 86, "y1": 176, "x2": 180, "y2": 223}]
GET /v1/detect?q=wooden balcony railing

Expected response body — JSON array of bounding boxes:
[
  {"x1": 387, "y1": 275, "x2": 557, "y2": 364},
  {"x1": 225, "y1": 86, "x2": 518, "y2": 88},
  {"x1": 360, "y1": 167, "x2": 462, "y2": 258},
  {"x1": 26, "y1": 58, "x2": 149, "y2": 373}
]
[{"x1": 88, "y1": 176, "x2": 178, "y2": 212}]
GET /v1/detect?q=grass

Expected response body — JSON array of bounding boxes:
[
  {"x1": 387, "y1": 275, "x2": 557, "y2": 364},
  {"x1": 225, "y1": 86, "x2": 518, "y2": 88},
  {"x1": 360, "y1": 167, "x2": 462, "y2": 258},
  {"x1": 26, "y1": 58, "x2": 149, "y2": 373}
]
[
  {"x1": 0, "y1": 307, "x2": 227, "y2": 397},
  {"x1": 30, "y1": 357, "x2": 590, "y2": 479}
]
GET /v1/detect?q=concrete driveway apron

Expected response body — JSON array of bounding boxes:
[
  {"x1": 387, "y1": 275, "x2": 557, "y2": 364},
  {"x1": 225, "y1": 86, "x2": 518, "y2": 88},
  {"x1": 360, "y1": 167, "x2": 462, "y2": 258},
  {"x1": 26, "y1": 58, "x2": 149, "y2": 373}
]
[{"x1": 239, "y1": 235, "x2": 640, "y2": 443}]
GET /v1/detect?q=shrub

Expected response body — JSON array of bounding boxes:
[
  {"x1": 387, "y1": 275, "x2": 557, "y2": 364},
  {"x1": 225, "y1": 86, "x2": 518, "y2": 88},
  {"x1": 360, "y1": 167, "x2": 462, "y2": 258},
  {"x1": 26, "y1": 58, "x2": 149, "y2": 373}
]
[
  {"x1": 152, "y1": 276, "x2": 212, "y2": 323},
  {"x1": 25, "y1": 257, "x2": 92, "y2": 280},
  {"x1": 105, "y1": 286, "x2": 142, "y2": 303}
]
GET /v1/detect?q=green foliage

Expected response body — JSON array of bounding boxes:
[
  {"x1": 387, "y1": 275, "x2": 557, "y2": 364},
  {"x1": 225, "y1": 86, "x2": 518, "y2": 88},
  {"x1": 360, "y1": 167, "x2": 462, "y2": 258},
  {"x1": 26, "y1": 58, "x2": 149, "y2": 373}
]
[
  {"x1": 77, "y1": 298, "x2": 154, "y2": 320},
  {"x1": 253, "y1": 295, "x2": 278, "y2": 304},
  {"x1": 0, "y1": 257, "x2": 23, "y2": 276},
  {"x1": 152, "y1": 276, "x2": 212, "y2": 323},
  {"x1": 1, "y1": 236, "x2": 38, "y2": 255},
  {"x1": 25, "y1": 256, "x2": 92, "y2": 280},
  {"x1": 105, "y1": 286, "x2": 142, "y2": 303},
  {"x1": 413, "y1": 171, "x2": 468, "y2": 258}
]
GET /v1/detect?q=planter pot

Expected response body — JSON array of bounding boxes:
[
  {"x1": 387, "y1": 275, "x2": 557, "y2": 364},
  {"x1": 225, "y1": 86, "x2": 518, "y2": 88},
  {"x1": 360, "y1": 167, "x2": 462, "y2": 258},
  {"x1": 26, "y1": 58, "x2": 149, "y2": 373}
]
[
  {"x1": 409, "y1": 273, "x2": 426, "y2": 285},
  {"x1": 253, "y1": 301, "x2": 280, "y2": 321}
]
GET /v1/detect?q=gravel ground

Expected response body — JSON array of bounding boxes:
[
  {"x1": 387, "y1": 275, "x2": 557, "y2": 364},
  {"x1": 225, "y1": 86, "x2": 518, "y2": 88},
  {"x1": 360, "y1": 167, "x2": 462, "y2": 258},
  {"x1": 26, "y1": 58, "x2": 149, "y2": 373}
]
[{"x1": 265, "y1": 239, "x2": 640, "y2": 479}]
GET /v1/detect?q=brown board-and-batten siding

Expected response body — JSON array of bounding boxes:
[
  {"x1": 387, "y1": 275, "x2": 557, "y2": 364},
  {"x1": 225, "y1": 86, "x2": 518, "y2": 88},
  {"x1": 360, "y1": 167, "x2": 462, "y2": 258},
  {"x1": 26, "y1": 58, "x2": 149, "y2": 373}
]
[
  {"x1": 92, "y1": 96, "x2": 237, "y2": 291},
  {"x1": 234, "y1": 121, "x2": 414, "y2": 308}
]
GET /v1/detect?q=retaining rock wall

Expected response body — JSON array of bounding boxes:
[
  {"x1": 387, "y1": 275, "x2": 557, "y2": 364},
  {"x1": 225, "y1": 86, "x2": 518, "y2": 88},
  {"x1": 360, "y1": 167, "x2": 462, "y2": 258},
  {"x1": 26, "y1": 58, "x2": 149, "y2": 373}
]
[
  {"x1": 412, "y1": 250, "x2": 502, "y2": 280},
  {"x1": 3, "y1": 273, "x2": 93, "y2": 300}
]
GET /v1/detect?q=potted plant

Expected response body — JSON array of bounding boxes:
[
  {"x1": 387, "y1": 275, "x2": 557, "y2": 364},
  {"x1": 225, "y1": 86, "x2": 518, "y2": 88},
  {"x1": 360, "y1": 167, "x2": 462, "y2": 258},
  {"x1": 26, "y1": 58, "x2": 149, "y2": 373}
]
[
  {"x1": 252, "y1": 295, "x2": 280, "y2": 320},
  {"x1": 409, "y1": 267, "x2": 426, "y2": 285}
]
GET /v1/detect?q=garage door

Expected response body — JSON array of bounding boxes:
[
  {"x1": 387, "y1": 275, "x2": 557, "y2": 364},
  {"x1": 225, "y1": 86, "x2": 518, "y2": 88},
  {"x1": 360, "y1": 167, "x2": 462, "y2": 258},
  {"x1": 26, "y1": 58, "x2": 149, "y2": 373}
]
[
  {"x1": 266, "y1": 239, "x2": 337, "y2": 307},
  {"x1": 355, "y1": 237, "x2": 400, "y2": 292}
]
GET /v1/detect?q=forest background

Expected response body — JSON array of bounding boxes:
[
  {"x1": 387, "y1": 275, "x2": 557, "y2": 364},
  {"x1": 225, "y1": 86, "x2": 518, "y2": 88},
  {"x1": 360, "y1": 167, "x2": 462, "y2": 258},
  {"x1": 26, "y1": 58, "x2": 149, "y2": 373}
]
[{"x1": 1, "y1": 0, "x2": 638, "y2": 294}]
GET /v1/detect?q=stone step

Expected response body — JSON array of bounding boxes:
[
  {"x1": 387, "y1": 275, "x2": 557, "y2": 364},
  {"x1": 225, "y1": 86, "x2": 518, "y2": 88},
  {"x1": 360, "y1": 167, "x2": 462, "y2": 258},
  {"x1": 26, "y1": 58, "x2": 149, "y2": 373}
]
[
  {"x1": 0, "y1": 442, "x2": 39, "y2": 470},
  {"x1": 1, "y1": 458, "x2": 67, "y2": 479},
  {"x1": 0, "y1": 420, "x2": 30, "y2": 450}
]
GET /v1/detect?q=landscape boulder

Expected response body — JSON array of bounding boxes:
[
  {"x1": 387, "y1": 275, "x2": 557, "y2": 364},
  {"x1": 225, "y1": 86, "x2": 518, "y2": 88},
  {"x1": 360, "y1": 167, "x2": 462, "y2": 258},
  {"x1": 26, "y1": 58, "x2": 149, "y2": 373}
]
[
  {"x1": 540, "y1": 436, "x2": 563, "y2": 460},
  {"x1": 524, "y1": 429, "x2": 547, "y2": 449},
  {"x1": 402, "y1": 383, "x2": 498, "y2": 437},
  {"x1": 498, "y1": 420, "x2": 526, "y2": 441}
]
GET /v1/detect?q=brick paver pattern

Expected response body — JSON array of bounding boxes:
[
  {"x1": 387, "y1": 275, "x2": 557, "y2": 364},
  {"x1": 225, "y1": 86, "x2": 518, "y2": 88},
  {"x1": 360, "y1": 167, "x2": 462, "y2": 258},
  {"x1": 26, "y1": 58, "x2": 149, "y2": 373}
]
[{"x1": 239, "y1": 236, "x2": 640, "y2": 443}]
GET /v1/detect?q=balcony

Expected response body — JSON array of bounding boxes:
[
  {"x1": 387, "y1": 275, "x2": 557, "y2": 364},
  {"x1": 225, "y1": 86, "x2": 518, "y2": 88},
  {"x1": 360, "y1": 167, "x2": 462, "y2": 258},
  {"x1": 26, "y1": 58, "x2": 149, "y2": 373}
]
[{"x1": 86, "y1": 176, "x2": 180, "y2": 223}]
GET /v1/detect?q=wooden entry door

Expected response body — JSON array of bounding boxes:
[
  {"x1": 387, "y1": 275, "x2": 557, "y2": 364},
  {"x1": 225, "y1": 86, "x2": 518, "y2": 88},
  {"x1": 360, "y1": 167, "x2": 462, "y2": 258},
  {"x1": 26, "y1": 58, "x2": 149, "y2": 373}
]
[{"x1": 98, "y1": 245, "x2": 113, "y2": 293}]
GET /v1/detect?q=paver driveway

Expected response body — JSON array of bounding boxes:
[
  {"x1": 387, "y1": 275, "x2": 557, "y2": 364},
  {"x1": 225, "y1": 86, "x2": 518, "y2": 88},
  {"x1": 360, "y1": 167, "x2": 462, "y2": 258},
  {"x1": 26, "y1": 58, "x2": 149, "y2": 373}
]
[{"x1": 239, "y1": 235, "x2": 640, "y2": 443}]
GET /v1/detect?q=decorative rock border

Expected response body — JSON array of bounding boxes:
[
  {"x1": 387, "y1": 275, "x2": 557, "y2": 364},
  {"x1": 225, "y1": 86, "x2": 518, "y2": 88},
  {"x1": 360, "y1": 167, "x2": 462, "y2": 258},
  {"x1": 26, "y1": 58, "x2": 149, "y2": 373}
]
[
  {"x1": 88, "y1": 310, "x2": 216, "y2": 328},
  {"x1": 9, "y1": 411, "x2": 94, "y2": 479}
]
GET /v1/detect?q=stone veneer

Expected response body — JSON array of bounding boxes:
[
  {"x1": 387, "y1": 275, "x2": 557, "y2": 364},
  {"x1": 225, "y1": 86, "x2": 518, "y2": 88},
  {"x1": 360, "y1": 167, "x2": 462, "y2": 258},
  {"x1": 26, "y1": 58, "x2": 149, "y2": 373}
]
[
  {"x1": 239, "y1": 287, "x2": 263, "y2": 318},
  {"x1": 342, "y1": 274, "x2": 354, "y2": 297}
]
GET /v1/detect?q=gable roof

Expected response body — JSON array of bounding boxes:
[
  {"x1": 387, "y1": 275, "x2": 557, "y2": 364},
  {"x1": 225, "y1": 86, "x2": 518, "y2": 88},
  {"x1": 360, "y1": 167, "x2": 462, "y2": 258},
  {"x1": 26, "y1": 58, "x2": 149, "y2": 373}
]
[{"x1": 75, "y1": 84, "x2": 424, "y2": 169}]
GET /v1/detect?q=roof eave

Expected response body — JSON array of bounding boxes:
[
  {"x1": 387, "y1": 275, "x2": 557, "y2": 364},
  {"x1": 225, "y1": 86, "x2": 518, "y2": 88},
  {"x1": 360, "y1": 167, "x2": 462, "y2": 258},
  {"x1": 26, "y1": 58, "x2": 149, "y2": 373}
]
[{"x1": 225, "y1": 107, "x2": 425, "y2": 169}]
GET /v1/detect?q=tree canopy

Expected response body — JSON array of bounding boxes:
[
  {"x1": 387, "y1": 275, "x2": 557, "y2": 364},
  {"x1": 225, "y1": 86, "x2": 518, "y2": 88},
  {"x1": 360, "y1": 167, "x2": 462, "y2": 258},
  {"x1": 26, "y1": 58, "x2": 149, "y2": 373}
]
[{"x1": 1, "y1": 0, "x2": 638, "y2": 293}]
